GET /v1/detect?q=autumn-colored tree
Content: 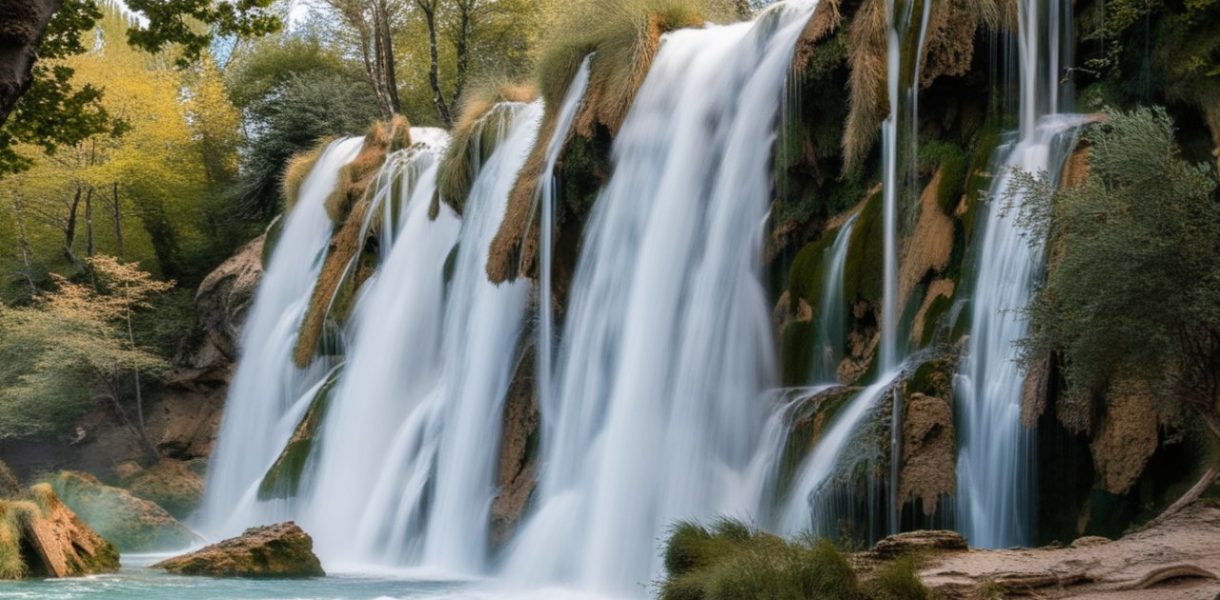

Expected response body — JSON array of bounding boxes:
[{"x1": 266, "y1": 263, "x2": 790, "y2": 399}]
[{"x1": 0, "y1": 255, "x2": 173, "y2": 460}]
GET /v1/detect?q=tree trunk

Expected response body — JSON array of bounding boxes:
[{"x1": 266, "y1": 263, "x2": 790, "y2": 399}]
[
  {"x1": 111, "y1": 182, "x2": 125, "y2": 258},
  {"x1": 376, "y1": 0, "x2": 400, "y2": 114},
  {"x1": 1146, "y1": 408, "x2": 1220, "y2": 529},
  {"x1": 63, "y1": 185, "x2": 81, "y2": 267},
  {"x1": 0, "y1": 0, "x2": 64, "y2": 126},
  {"x1": 103, "y1": 377, "x2": 158, "y2": 465},
  {"x1": 417, "y1": 0, "x2": 452, "y2": 128},
  {"x1": 452, "y1": 0, "x2": 473, "y2": 107},
  {"x1": 10, "y1": 194, "x2": 39, "y2": 297},
  {"x1": 84, "y1": 187, "x2": 94, "y2": 257}
]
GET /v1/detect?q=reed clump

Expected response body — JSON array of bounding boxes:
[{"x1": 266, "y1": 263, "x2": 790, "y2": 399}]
[
  {"x1": 280, "y1": 139, "x2": 331, "y2": 214},
  {"x1": 434, "y1": 82, "x2": 538, "y2": 217},
  {"x1": 293, "y1": 116, "x2": 411, "y2": 367}
]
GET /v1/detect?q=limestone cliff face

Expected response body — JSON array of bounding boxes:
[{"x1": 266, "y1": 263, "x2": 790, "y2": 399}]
[{"x1": 150, "y1": 234, "x2": 266, "y2": 462}]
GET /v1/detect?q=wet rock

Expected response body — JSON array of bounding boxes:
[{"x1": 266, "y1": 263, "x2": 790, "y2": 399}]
[
  {"x1": 122, "y1": 459, "x2": 204, "y2": 520},
  {"x1": 44, "y1": 471, "x2": 192, "y2": 552},
  {"x1": 0, "y1": 484, "x2": 119, "y2": 579},
  {"x1": 491, "y1": 344, "x2": 540, "y2": 546},
  {"x1": 154, "y1": 522, "x2": 325, "y2": 578},
  {"x1": 171, "y1": 234, "x2": 265, "y2": 388}
]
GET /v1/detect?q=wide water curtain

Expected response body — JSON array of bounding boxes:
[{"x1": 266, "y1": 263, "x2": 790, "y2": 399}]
[{"x1": 504, "y1": 2, "x2": 817, "y2": 593}]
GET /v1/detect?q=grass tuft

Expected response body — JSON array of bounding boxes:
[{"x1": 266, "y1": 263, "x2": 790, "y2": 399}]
[
  {"x1": 281, "y1": 140, "x2": 331, "y2": 215},
  {"x1": 659, "y1": 519, "x2": 864, "y2": 600}
]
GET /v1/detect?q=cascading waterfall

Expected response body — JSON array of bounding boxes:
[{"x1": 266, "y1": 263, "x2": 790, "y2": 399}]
[
  {"x1": 301, "y1": 103, "x2": 541, "y2": 573},
  {"x1": 778, "y1": 0, "x2": 929, "y2": 539},
  {"x1": 811, "y1": 215, "x2": 858, "y2": 383},
  {"x1": 199, "y1": 137, "x2": 364, "y2": 536},
  {"x1": 537, "y1": 57, "x2": 593, "y2": 427},
  {"x1": 501, "y1": 2, "x2": 816, "y2": 593},
  {"x1": 298, "y1": 138, "x2": 458, "y2": 565},
  {"x1": 953, "y1": 0, "x2": 1079, "y2": 549}
]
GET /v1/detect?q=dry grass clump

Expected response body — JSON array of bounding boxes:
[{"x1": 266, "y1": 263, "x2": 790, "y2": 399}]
[
  {"x1": 489, "y1": 0, "x2": 711, "y2": 284},
  {"x1": 434, "y1": 82, "x2": 538, "y2": 217},
  {"x1": 793, "y1": 0, "x2": 843, "y2": 72},
  {"x1": 281, "y1": 140, "x2": 331, "y2": 215},
  {"x1": 0, "y1": 501, "x2": 35, "y2": 579},
  {"x1": 841, "y1": 0, "x2": 1017, "y2": 170},
  {"x1": 539, "y1": 0, "x2": 709, "y2": 138},
  {"x1": 293, "y1": 115, "x2": 411, "y2": 367},
  {"x1": 325, "y1": 116, "x2": 413, "y2": 222}
]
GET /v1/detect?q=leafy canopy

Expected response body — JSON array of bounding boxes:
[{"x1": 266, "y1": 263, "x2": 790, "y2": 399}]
[{"x1": 1012, "y1": 107, "x2": 1220, "y2": 423}]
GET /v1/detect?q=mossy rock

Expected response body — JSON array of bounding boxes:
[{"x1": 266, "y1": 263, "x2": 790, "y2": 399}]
[
  {"x1": 0, "y1": 485, "x2": 120, "y2": 579},
  {"x1": 44, "y1": 471, "x2": 193, "y2": 552},
  {"x1": 261, "y1": 215, "x2": 285, "y2": 269},
  {"x1": 122, "y1": 460, "x2": 204, "y2": 521},
  {"x1": 781, "y1": 320, "x2": 818, "y2": 387},
  {"x1": 843, "y1": 190, "x2": 884, "y2": 307},
  {"x1": 154, "y1": 521, "x2": 324, "y2": 578},
  {"x1": 258, "y1": 370, "x2": 341, "y2": 501}
]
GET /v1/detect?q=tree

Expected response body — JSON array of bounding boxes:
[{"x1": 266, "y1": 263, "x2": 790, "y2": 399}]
[
  {"x1": 0, "y1": 0, "x2": 278, "y2": 172},
  {"x1": 226, "y1": 34, "x2": 381, "y2": 219},
  {"x1": 0, "y1": 255, "x2": 173, "y2": 461},
  {"x1": 325, "y1": 0, "x2": 403, "y2": 120},
  {"x1": 1013, "y1": 107, "x2": 1220, "y2": 515}
]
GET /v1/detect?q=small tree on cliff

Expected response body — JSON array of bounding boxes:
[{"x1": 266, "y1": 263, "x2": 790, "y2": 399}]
[
  {"x1": 0, "y1": 256, "x2": 173, "y2": 461},
  {"x1": 1012, "y1": 107, "x2": 1220, "y2": 517}
]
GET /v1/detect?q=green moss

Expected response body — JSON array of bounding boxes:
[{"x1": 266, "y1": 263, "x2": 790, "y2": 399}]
[
  {"x1": 788, "y1": 228, "x2": 841, "y2": 313},
  {"x1": 918, "y1": 293, "x2": 954, "y2": 347},
  {"x1": 258, "y1": 368, "x2": 342, "y2": 501},
  {"x1": 660, "y1": 520, "x2": 861, "y2": 600},
  {"x1": 781, "y1": 320, "x2": 817, "y2": 387},
  {"x1": 843, "y1": 190, "x2": 884, "y2": 306},
  {"x1": 864, "y1": 555, "x2": 933, "y2": 600}
]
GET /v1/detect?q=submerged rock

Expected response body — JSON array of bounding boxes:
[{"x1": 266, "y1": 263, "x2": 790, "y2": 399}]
[
  {"x1": 44, "y1": 471, "x2": 193, "y2": 552},
  {"x1": 0, "y1": 484, "x2": 119, "y2": 579},
  {"x1": 154, "y1": 522, "x2": 325, "y2": 578},
  {"x1": 122, "y1": 459, "x2": 205, "y2": 520}
]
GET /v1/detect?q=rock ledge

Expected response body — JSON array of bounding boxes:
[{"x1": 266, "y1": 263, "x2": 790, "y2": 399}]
[{"x1": 154, "y1": 521, "x2": 325, "y2": 578}]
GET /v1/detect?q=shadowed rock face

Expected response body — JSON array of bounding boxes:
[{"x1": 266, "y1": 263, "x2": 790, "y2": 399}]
[{"x1": 155, "y1": 522, "x2": 325, "y2": 578}]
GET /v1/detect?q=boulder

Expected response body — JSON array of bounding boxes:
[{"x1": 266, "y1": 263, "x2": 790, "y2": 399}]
[
  {"x1": 0, "y1": 460, "x2": 19, "y2": 498},
  {"x1": 122, "y1": 459, "x2": 204, "y2": 520},
  {"x1": 871, "y1": 530, "x2": 968, "y2": 559},
  {"x1": 44, "y1": 471, "x2": 193, "y2": 552},
  {"x1": 154, "y1": 522, "x2": 325, "y2": 578},
  {"x1": 0, "y1": 484, "x2": 119, "y2": 579},
  {"x1": 171, "y1": 234, "x2": 266, "y2": 387}
]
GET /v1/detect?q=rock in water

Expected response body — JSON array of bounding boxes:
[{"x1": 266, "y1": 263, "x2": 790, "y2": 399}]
[
  {"x1": 0, "y1": 484, "x2": 119, "y2": 579},
  {"x1": 45, "y1": 471, "x2": 193, "y2": 552},
  {"x1": 154, "y1": 522, "x2": 325, "y2": 578}
]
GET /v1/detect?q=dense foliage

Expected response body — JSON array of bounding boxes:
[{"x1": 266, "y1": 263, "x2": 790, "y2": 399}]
[{"x1": 1014, "y1": 108, "x2": 1220, "y2": 436}]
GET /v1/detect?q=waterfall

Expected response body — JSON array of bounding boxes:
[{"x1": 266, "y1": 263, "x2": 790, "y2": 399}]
[
  {"x1": 954, "y1": 0, "x2": 1079, "y2": 549},
  {"x1": 300, "y1": 103, "x2": 541, "y2": 572},
  {"x1": 537, "y1": 57, "x2": 593, "y2": 430},
  {"x1": 199, "y1": 137, "x2": 364, "y2": 536},
  {"x1": 297, "y1": 139, "x2": 458, "y2": 565},
  {"x1": 501, "y1": 2, "x2": 815, "y2": 593},
  {"x1": 811, "y1": 215, "x2": 858, "y2": 383}
]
